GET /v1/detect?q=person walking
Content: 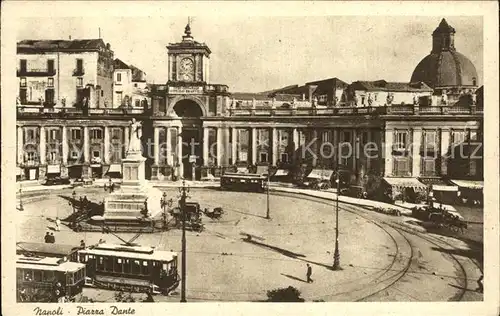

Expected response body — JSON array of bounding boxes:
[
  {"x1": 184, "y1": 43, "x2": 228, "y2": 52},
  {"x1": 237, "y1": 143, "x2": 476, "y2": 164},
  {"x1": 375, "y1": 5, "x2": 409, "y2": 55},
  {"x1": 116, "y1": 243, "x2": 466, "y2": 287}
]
[
  {"x1": 44, "y1": 232, "x2": 51, "y2": 243},
  {"x1": 55, "y1": 217, "x2": 61, "y2": 231},
  {"x1": 306, "y1": 264, "x2": 313, "y2": 283}
]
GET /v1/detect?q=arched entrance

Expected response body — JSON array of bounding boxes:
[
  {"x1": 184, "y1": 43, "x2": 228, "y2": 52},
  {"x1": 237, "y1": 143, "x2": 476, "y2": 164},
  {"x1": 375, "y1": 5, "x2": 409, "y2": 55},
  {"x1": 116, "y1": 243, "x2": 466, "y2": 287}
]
[{"x1": 171, "y1": 98, "x2": 205, "y2": 180}]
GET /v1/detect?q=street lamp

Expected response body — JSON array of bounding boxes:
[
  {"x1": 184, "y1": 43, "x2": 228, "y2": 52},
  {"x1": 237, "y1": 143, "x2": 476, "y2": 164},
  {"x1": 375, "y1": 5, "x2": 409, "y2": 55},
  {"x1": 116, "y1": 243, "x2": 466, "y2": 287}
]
[
  {"x1": 177, "y1": 179, "x2": 190, "y2": 303},
  {"x1": 18, "y1": 187, "x2": 24, "y2": 211},
  {"x1": 265, "y1": 164, "x2": 271, "y2": 219},
  {"x1": 332, "y1": 169, "x2": 341, "y2": 271}
]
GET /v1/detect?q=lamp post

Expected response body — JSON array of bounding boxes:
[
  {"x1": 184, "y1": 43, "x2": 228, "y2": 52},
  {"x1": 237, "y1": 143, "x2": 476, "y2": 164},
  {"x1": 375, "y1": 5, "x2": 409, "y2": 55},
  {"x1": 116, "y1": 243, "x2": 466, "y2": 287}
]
[
  {"x1": 266, "y1": 164, "x2": 270, "y2": 220},
  {"x1": 177, "y1": 179, "x2": 190, "y2": 303},
  {"x1": 18, "y1": 187, "x2": 24, "y2": 211},
  {"x1": 333, "y1": 169, "x2": 341, "y2": 271}
]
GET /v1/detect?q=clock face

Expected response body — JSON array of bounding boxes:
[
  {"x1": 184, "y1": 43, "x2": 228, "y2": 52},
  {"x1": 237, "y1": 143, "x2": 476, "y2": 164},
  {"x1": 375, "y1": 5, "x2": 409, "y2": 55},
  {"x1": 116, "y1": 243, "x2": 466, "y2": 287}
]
[{"x1": 179, "y1": 58, "x2": 194, "y2": 81}]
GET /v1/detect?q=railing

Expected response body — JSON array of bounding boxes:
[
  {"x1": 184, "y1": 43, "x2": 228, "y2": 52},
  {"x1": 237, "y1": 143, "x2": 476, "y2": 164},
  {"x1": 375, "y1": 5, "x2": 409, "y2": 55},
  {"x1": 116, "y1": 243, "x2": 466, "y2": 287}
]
[
  {"x1": 72, "y1": 68, "x2": 85, "y2": 76},
  {"x1": 17, "y1": 68, "x2": 56, "y2": 77},
  {"x1": 17, "y1": 105, "x2": 148, "y2": 117}
]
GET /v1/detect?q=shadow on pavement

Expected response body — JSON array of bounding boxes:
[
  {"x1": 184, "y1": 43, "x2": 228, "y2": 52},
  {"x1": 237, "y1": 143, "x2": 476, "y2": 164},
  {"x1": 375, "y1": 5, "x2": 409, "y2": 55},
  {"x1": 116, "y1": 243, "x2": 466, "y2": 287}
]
[{"x1": 280, "y1": 273, "x2": 307, "y2": 283}]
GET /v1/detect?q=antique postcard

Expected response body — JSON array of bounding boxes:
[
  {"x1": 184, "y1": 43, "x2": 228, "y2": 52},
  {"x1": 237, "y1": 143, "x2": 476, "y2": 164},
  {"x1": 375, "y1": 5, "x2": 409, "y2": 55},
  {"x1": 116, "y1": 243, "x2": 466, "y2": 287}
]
[{"x1": 1, "y1": 1, "x2": 499, "y2": 316}]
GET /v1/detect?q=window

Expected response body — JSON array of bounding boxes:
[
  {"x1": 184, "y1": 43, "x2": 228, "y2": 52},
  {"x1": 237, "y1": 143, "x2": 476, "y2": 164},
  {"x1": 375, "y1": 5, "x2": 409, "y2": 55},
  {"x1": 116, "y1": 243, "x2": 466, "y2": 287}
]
[
  {"x1": 70, "y1": 151, "x2": 79, "y2": 159},
  {"x1": 134, "y1": 83, "x2": 138, "y2": 87},
  {"x1": 49, "y1": 129, "x2": 59, "y2": 141},
  {"x1": 34, "y1": 270, "x2": 43, "y2": 282},
  {"x1": 76, "y1": 59, "x2": 83, "y2": 72},
  {"x1": 20, "y1": 78, "x2": 27, "y2": 87},
  {"x1": 20, "y1": 59, "x2": 27, "y2": 72},
  {"x1": 47, "y1": 59, "x2": 55, "y2": 73},
  {"x1": 472, "y1": 77, "x2": 477, "y2": 86},
  {"x1": 71, "y1": 129, "x2": 81, "y2": 140},
  {"x1": 77, "y1": 77, "x2": 83, "y2": 87},
  {"x1": 116, "y1": 73, "x2": 122, "y2": 82},
  {"x1": 135, "y1": 100, "x2": 140, "y2": 107},
  {"x1": 45, "y1": 89, "x2": 55, "y2": 104},
  {"x1": 112, "y1": 128, "x2": 121, "y2": 140},
  {"x1": 20, "y1": 89, "x2": 27, "y2": 103},
  {"x1": 452, "y1": 131, "x2": 466, "y2": 145},
  {"x1": 49, "y1": 151, "x2": 57, "y2": 163},
  {"x1": 361, "y1": 96, "x2": 365, "y2": 105},
  {"x1": 280, "y1": 153, "x2": 289, "y2": 163},
  {"x1": 26, "y1": 129, "x2": 35, "y2": 142},
  {"x1": 91, "y1": 129, "x2": 103, "y2": 140},
  {"x1": 423, "y1": 130, "x2": 437, "y2": 152},
  {"x1": 47, "y1": 78, "x2": 54, "y2": 87},
  {"x1": 101, "y1": 90, "x2": 104, "y2": 97},
  {"x1": 374, "y1": 93, "x2": 378, "y2": 101},
  {"x1": 343, "y1": 131, "x2": 351, "y2": 142},
  {"x1": 26, "y1": 152, "x2": 37, "y2": 163},
  {"x1": 260, "y1": 152, "x2": 268, "y2": 163},
  {"x1": 395, "y1": 131, "x2": 408, "y2": 150},
  {"x1": 116, "y1": 92, "x2": 123, "y2": 105},
  {"x1": 93, "y1": 150, "x2": 100, "y2": 158}
]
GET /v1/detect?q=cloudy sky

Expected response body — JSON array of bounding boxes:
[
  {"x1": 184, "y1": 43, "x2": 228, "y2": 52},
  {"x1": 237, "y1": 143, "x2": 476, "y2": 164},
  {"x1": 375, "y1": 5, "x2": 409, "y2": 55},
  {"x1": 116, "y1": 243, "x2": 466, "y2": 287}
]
[{"x1": 17, "y1": 16, "x2": 483, "y2": 92}]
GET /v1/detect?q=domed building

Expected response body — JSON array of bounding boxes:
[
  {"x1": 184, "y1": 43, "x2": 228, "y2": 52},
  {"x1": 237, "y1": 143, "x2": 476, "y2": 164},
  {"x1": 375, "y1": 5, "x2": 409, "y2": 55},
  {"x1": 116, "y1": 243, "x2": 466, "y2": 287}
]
[{"x1": 411, "y1": 19, "x2": 478, "y2": 103}]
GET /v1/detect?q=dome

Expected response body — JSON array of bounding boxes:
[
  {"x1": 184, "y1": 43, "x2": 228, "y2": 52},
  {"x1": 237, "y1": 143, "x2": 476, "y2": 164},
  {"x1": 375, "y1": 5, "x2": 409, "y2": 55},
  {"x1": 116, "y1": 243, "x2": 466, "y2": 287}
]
[
  {"x1": 410, "y1": 19, "x2": 478, "y2": 89},
  {"x1": 410, "y1": 50, "x2": 478, "y2": 88}
]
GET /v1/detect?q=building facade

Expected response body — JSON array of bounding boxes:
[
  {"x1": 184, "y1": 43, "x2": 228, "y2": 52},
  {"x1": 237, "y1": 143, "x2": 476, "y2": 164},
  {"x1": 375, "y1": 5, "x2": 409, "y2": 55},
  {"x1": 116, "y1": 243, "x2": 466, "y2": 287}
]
[
  {"x1": 113, "y1": 58, "x2": 150, "y2": 109},
  {"x1": 16, "y1": 19, "x2": 483, "y2": 198}
]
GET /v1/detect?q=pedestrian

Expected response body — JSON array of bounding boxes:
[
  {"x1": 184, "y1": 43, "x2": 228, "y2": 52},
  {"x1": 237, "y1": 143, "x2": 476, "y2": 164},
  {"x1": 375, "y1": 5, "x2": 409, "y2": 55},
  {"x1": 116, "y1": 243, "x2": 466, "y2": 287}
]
[
  {"x1": 49, "y1": 232, "x2": 55, "y2": 243},
  {"x1": 477, "y1": 275, "x2": 483, "y2": 293},
  {"x1": 44, "y1": 232, "x2": 51, "y2": 243},
  {"x1": 55, "y1": 217, "x2": 61, "y2": 231},
  {"x1": 306, "y1": 263, "x2": 313, "y2": 283}
]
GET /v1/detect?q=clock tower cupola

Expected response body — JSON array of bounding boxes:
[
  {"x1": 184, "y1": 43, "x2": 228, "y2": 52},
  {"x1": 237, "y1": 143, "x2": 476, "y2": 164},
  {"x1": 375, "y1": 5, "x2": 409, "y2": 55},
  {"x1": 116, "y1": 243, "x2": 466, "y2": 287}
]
[{"x1": 167, "y1": 21, "x2": 211, "y2": 83}]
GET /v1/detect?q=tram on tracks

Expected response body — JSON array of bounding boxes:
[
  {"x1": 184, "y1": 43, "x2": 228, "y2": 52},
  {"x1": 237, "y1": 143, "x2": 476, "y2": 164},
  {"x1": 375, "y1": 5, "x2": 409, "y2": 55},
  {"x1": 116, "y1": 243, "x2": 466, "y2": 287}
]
[
  {"x1": 77, "y1": 243, "x2": 179, "y2": 295},
  {"x1": 220, "y1": 172, "x2": 267, "y2": 193},
  {"x1": 16, "y1": 255, "x2": 86, "y2": 302},
  {"x1": 17, "y1": 242, "x2": 80, "y2": 262}
]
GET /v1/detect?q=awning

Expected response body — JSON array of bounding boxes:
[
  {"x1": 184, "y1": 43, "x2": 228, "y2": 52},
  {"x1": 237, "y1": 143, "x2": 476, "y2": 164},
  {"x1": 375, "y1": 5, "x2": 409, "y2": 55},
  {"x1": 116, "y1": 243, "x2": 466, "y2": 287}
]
[
  {"x1": 307, "y1": 169, "x2": 334, "y2": 180},
  {"x1": 432, "y1": 185, "x2": 458, "y2": 192},
  {"x1": 47, "y1": 164, "x2": 61, "y2": 174},
  {"x1": 274, "y1": 169, "x2": 289, "y2": 177},
  {"x1": 108, "y1": 164, "x2": 122, "y2": 173},
  {"x1": 450, "y1": 179, "x2": 484, "y2": 190},
  {"x1": 383, "y1": 177, "x2": 427, "y2": 190}
]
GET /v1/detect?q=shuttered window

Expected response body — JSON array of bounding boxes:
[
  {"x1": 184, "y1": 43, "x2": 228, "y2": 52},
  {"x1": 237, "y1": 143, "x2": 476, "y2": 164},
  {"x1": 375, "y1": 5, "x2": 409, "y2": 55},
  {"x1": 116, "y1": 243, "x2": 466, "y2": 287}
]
[{"x1": 393, "y1": 157, "x2": 409, "y2": 177}]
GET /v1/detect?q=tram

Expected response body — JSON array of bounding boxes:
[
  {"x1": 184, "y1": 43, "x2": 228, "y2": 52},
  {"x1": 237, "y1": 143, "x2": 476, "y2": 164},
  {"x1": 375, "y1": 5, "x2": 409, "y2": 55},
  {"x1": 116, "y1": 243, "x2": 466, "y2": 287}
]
[
  {"x1": 17, "y1": 242, "x2": 80, "y2": 262},
  {"x1": 16, "y1": 255, "x2": 86, "y2": 302},
  {"x1": 220, "y1": 172, "x2": 266, "y2": 192},
  {"x1": 77, "y1": 243, "x2": 179, "y2": 295}
]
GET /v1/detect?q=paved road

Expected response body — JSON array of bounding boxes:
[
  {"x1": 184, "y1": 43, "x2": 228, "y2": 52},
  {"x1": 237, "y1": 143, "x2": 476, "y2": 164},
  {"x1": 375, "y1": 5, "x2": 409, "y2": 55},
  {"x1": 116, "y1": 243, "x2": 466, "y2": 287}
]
[{"x1": 15, "y1": 187, "x2": 482, "y2": 302}]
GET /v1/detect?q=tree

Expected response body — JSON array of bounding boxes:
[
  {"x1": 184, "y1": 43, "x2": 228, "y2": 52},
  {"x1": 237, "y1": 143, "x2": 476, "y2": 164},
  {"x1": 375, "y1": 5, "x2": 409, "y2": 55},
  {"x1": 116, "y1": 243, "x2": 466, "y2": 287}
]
[{"x1": 266, "y1": 286, "x2": 305, "y2": 302}]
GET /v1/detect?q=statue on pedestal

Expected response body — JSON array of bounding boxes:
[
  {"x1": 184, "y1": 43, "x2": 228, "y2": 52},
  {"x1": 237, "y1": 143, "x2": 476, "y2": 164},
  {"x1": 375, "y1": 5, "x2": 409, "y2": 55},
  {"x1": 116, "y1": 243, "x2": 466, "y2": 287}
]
[{"x1": 128, "y1": 118, "x2": 143, "y2": 154}]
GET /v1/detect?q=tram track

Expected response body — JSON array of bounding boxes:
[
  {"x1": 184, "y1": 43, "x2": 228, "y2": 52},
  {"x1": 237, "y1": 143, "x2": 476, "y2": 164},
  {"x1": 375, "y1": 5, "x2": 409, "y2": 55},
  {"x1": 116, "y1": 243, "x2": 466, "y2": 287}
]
[{"x1": 270, "y1": 191, "x2": 477, "y2": 302}]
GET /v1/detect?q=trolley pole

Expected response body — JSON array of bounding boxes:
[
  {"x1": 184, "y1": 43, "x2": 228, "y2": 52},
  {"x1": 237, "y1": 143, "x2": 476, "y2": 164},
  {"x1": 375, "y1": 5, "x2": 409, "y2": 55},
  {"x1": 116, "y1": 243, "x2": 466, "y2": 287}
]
[
  {"x1": 179, "y1": 179, "x2": 188, "y2": 303},
  {"x1": 333, "y1": 169, "x2": 341, "y2": 270},
  {"x1": 266, "y1": 165, "x2": 270, "y2": 220}
]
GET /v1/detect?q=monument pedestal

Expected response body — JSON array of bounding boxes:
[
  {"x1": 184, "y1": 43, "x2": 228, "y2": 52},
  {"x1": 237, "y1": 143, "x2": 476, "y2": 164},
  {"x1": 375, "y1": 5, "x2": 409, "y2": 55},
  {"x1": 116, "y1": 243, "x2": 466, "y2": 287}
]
[{"x1": 97, "y1": 151, "x2": 165, "y2": 228}]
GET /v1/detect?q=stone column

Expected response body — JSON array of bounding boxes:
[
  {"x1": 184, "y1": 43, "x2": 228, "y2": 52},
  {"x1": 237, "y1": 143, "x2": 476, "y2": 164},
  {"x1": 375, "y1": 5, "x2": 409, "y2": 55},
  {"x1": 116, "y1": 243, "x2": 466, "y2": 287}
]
[
  {"x1": 333, "y1": 128, "x2": 339, "y2": 168},
  {"x1": 39, "y1": 126, "x2": 46, "y2": 165},
  {"x1": 177, "y1": 127, "x2": 183, "y2": 178},
  {"x1": 62, "y1": 125, "x2": 68, "y2": 164},
  {"x1": 17, "y1": 126, "x2": 23, "y2": 164},
  {"x1": 272, "y1": 128, "x2": 278, "y2": 166},
  {"x1": 352, "y1": 129, "x2": 358, "y2": 173},
  {"x1": 412, "y1": 128, "x2": 422, "y2": 177},
  {"x1": 366, "y1": 129, "x2": 371, "y2": 171},
  {"x1": 203, "y1": 127, "x2": 209, "y2": 166},
  {"x1": 124, "y1": 127, "x2": 130, "y2": 155},
  {"x1": 153, "y1": 127, "x2": 160, "y2": 165},
  {"x1": 251, "y1": 127, "x2": 257, "y2": 165},
  {"x1": 311, "y1": 129, "x2": 318, "y2": 167},
  {"x1": 440, "y1": 128, "x2": 450, "y2": 176},
  {"x1": 83, "y1": 126, "x2": 89, "y2": 163},
  {"x1": 223, "y1": 127, "x2": 230, "y2": 165},
  {"x1": 216, "y1": 127, "x2": 222, "y2": 166},
  {"x1": 103, "y1": 126, "x2": 110, "y2": 164},
  {"x1": 231, "y1": 127, "x2": 238, "y2": 165},
  {"x1": 166, "y1": 128, "x2": 172, "y2": 165},
  {"x1": 384, "y1": 128, "x2": 393, "y2": 176}
]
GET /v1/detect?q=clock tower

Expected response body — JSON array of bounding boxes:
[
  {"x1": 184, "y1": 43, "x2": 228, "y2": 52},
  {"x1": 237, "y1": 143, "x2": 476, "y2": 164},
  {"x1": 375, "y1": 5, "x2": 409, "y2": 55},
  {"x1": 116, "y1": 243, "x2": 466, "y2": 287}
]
[{"x1": 167, "y1": 23, "x2": 211, "y2": 83}]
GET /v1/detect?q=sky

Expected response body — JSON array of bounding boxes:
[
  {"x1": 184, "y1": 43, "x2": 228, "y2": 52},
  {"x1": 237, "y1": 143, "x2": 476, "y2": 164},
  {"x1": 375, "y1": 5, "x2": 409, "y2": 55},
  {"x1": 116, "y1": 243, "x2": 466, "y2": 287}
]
[{"x1": 17, "y1": 16, "x2": 483, "y2": 93}]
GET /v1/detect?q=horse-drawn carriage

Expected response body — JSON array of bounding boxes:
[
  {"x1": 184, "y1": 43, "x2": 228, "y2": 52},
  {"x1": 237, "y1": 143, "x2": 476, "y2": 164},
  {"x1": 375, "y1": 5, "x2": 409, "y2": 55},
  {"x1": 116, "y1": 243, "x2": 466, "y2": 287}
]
[
  {"x1": 412, "y1": 204, "x2": 468, "y2": 233},
  {"x1": 203, "y1": 207, "x2": 224, "y2": 221},
  {"x1": 169, "y1": 202, "x2": 205, "y2": 232}
]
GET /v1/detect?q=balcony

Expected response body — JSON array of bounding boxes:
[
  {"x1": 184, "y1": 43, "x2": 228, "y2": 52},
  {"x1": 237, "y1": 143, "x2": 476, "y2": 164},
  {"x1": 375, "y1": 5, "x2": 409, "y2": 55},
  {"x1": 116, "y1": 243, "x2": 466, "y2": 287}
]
[
  {"x1": 73, "y1": 68, "x2": 85, "y2": 76},
  {"x1": 17, "y1": 68, "x2": 56, "y2": 77}
]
